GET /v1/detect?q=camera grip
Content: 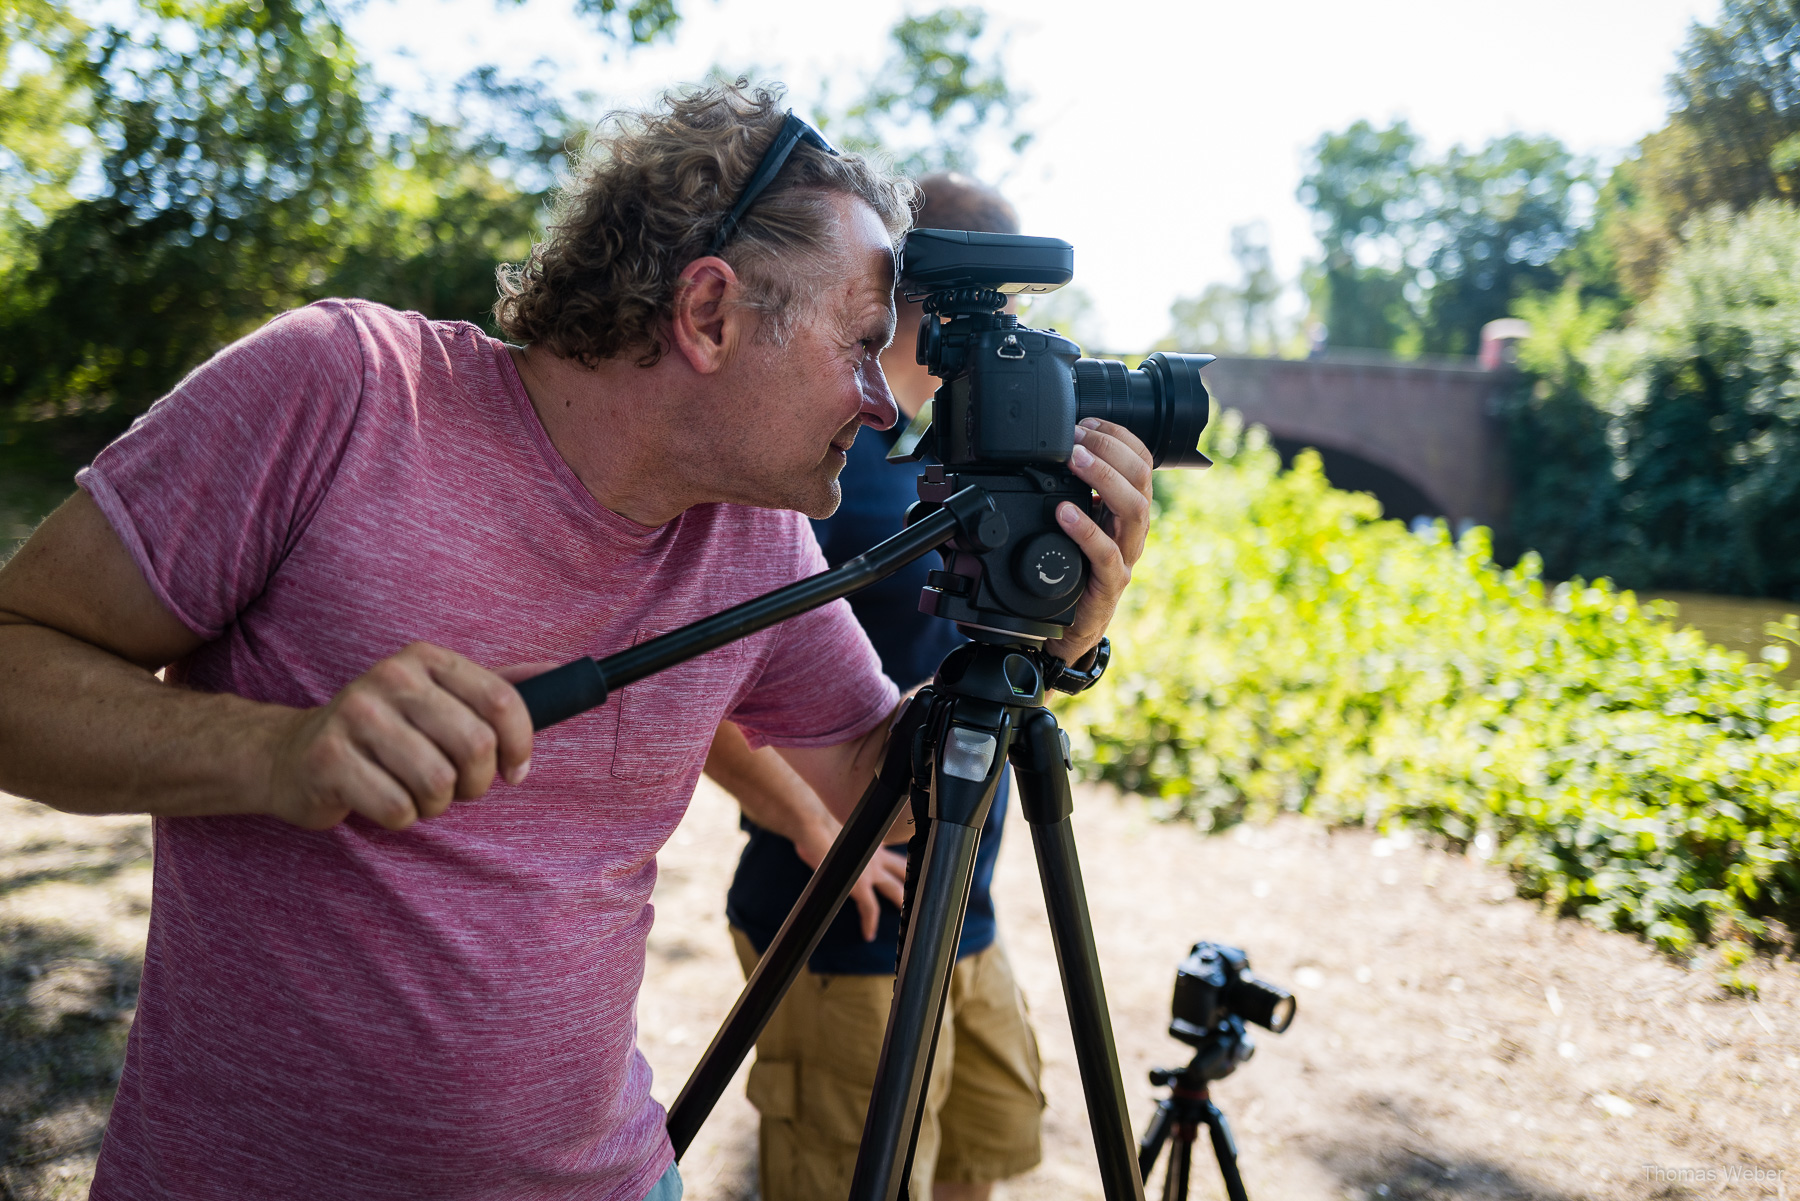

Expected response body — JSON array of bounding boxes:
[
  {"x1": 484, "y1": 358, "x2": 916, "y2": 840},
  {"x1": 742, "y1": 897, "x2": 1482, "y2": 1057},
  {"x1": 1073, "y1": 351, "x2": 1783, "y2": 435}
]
[{"x1": 514, "y1": 658, "x2": 609, "y2": 731}]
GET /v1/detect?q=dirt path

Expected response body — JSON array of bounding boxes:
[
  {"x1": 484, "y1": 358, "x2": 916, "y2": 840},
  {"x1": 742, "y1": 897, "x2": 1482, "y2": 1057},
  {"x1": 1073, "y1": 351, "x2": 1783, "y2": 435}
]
[
  {"x1": 642, "y1": 780, "x2": 1798, "y2": 1201},
  {"x1": 2, "y1": 784, "x2": 1795, "y2": 1199}
]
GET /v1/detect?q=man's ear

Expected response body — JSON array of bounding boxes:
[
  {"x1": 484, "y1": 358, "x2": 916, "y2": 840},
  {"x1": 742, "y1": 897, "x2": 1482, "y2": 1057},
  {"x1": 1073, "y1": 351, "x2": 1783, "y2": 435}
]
[{"x1": 670, "y1": 257, "x2": 752, "y2": 375}]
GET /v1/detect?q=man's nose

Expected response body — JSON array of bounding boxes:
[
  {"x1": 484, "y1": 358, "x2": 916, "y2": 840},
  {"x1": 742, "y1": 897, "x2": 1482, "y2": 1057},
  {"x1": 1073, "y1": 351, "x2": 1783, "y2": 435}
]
[{"x1": 860, "y1": 359, "x2": 899, "y2": 432}]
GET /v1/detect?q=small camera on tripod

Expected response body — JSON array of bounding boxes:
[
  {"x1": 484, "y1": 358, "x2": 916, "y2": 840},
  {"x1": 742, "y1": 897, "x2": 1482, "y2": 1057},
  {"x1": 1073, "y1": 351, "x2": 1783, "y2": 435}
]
[
  {"x1": 1141, "y1": 942, "x2": 1296, "y2": 1201},
  {"x1": 1169, "y1": 940, "x2": 1296, "y2": 1065}
]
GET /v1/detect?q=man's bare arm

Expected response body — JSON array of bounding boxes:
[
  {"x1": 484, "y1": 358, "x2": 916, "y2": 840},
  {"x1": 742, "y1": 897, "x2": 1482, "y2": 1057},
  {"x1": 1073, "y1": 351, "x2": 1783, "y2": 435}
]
[
  {"x1": 704, "y1": 721, "x2": 906, "y2": 940},
  {"x1": 771, "y1": 701, "x2": 912, "y2": 829},
  {"x1": 0, "y1": 490, "x2": 533, "y2": 829}
]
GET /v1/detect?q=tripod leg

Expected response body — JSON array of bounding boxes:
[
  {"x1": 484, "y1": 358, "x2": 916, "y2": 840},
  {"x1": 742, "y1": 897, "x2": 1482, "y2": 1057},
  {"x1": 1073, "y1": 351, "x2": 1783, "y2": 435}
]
[
  {"x1": 1163, "y1": 1124, "x2": 1194, "y2": 1201},
  {"x1": 1203, "y1": 1101, "x2": 1249, "y2": 1201},
  {"x1": 849, "y1": 703, "x2": 1013, "y2": 1201},
  {"x1": 1137, "y1": 1099, "x2": 1174, "y2": 1186},
  {"x1": 1011, "y1": 708, "x2": 1146, "y2": 1201},
  {"x1": 667, "y1": 693, "x2": 937, "y2": 1157}
]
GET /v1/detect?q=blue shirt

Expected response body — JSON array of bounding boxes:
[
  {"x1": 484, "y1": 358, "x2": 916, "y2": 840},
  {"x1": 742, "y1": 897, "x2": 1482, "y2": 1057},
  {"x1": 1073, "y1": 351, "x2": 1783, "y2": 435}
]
[{"x1": 724, "y1": 422, "x2": 1009, "y2": 974}]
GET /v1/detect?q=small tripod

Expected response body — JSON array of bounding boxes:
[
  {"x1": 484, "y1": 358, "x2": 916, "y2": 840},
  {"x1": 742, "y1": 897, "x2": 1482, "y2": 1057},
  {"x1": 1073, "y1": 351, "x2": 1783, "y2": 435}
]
[
  {"x1": 1135, "y1": 941, "x2": 1295, "y2": 1201},
  {"x1": 1137, "y1": 1017, "x2": 1255, "y2": 1201}
]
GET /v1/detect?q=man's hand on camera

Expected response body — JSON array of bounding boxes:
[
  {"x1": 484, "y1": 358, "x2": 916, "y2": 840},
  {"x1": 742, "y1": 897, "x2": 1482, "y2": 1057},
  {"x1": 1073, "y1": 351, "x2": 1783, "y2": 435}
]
[
  {"x1": 266, "y1": 643, "x2": 536, "y2": 831},
  {"x1": 1046, "y1": 417, "x2": 1154, "y2": 665}
]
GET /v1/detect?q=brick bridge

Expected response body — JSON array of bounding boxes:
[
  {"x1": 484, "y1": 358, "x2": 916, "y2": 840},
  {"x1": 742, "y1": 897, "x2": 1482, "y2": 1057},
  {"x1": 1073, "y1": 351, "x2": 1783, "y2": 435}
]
[{"x1": 1196, "y1": 351, "x2": 1514, "y2": 535}]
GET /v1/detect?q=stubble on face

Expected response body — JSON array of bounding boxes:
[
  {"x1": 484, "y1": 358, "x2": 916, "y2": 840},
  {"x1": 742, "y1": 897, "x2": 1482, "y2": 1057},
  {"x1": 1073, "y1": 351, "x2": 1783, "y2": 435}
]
[{"x1": 724, "y1": 198, "x2": 899, "y2": 521}]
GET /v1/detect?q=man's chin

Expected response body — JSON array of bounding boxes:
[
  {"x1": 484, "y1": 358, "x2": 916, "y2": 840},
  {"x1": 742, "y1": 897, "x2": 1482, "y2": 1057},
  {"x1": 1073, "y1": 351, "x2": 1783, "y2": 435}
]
[
  {"x1": 734, "y1": 477, "x2": 840, "y2": 521},
  {"x1": 800, "y1": 479, "x2": 843, "y2": 521}
]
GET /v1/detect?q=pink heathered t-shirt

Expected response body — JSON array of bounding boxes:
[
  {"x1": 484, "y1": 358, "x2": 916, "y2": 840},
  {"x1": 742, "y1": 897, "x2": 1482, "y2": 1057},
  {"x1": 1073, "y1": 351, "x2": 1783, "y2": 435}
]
[{"x1": 78, "y1": 300, "x2": 899, "y2": 1201}]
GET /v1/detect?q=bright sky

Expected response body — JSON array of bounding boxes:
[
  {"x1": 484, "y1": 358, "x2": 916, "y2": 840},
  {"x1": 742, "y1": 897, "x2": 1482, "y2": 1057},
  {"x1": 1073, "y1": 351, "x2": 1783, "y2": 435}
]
[{"x1": 348, "y1": 0, "x2": 1721, "y2": 349}]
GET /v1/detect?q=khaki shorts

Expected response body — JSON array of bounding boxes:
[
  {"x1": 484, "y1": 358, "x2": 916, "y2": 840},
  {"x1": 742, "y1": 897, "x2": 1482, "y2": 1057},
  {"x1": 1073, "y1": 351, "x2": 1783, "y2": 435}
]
[{"x1": 730, "y1": 926, "x2": 1044, "y2": 1200}]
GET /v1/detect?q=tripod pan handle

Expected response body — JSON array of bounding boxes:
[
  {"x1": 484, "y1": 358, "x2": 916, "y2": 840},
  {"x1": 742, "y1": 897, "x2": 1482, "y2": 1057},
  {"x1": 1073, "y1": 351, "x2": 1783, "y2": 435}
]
[{"x1": 515, "y1": 658, "x2": 609, "y2": 731}]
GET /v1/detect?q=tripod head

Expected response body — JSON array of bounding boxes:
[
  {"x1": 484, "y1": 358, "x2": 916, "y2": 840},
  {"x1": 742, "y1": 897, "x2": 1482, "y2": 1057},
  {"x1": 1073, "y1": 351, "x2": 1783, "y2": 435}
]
[{"x1": 890, "y1": 228, "x2": 1217, "y2": 646}]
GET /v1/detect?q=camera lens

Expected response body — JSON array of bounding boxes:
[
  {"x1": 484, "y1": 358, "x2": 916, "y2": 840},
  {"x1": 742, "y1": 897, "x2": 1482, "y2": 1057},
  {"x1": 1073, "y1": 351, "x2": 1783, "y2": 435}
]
[
  {"x1": 1227, "y1": 972, "x2": 1297, "y2": 1034},
  {"x1": 1073, "y1": 352, "x2": 1215, "y2": 468}
]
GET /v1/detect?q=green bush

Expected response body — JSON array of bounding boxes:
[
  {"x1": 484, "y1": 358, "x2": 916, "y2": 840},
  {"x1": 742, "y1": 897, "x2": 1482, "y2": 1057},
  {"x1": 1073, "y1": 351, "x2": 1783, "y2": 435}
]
[
  {"x1": 1506, "y1": 200, "x2": 1800, "y2": 599},
  {"x1": 1062, "y1": 412, "x2": 1800, "y2": 952}
]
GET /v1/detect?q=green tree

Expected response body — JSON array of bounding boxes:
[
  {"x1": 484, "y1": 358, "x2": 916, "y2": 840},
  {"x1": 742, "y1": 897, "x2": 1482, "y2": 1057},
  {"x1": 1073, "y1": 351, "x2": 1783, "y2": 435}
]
[
  {"x1": 1299, "y1": 121, "x2": 1586, "y2": 355},
  {"x1": 1602, "y1": 0, "x2": 1800, "y2": 298},
  {"x1": 326, "y1": 68, "x2": 579, "y2": 327},
  {"x1": 1161, "y1": 223, "x2": 1289, "y2": 356},
  {"x1": 0, "y1": 0, "x2": 92, "y2": 272},
  {"x1": 1500, "y1": 286, "x2": 1627, "y2": 579},
  {"x1": 0, "y1": 0, "x2": 377, "y2": 444},
  {"x1": 1297, "y1": 118, "x2": 1424, "y2": 352},
  {"x1": 823, "y1": 6, "x2": 1030, "y2": 178},
  {"x1": 1420, "y1": 134, "x2": 1586, "y2": 355},
  {"x1": 1586, "y1": 201, "x2": 1800, "y2": 598},
  {"x1": 0, "y1": 0, "x2": 674, "y2": 472}
]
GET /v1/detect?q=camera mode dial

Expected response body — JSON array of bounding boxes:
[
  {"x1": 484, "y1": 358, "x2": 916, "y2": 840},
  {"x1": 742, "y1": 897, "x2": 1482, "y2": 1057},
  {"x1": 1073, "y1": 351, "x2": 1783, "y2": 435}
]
[{"x1": 1015, "y1": 532, "x2": 1083, "y2": 600}]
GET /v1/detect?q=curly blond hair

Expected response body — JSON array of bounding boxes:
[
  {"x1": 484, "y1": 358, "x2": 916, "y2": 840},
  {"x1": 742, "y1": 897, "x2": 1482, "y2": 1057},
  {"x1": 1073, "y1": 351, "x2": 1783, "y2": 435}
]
[{"x1": 495, "y1": 82, "x2": 915, "y2": 366}]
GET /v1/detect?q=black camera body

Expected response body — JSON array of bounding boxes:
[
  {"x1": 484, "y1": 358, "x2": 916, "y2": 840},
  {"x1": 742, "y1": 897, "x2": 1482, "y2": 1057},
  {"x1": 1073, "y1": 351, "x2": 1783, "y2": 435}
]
[
  {"x1": 893, "y1": 229, "x2": 1217, "y2": 643},
  {"x1": 1167, "y1": 940, "x2": 1296, "y2": 1086}
]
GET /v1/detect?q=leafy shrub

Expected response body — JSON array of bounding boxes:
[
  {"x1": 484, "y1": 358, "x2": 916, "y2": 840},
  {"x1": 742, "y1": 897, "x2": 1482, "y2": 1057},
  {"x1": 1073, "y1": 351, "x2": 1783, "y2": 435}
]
[
  {"x1": 1062, "y1": 412, "x2": 1800, "y2": 952},
  {"x1": 1505, "y1": 200, "x2": 1800, "y2": 599}
]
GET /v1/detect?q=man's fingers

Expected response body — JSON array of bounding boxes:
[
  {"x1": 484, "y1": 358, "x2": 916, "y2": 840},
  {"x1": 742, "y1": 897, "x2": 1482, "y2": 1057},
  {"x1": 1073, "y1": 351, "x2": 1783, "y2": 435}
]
[
  {"x1": 392, "y1": 687, "x2": 501, "y2": 800},
  {"x1": 852, "y1": 878, "x2": 880, "y2": 941},
  {"x1": 1057, "y1": 502, "x2": 1128, "y2": 596},
  {"x1": 296, "y1": 727, "x2": 423, "y2": 831},
  {"x1": 870, "y1": 847, "x2": 907, "y2": 909},
  {"x1": 338, "y1": 751, "x2": 427, "y2": 831},
  {"x1": 417, "y1": 646, "x2": 535, "y2": 787},
  {"x1": 345, "y1": 695, "x2": 461, "y2": 821},
  {"x1": 1071, "y1": 429, "x2": 1152, "y2": 566},
  {"x1": 1074, "y1": 420, "x2": 1153, "y2": 494}
]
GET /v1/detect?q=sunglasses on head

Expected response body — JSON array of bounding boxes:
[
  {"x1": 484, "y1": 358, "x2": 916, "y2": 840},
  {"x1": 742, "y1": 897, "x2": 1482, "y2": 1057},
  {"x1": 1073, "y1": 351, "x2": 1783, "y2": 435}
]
[{"x1": 707, "y1": 111, "x2": 842, "y2": 258}]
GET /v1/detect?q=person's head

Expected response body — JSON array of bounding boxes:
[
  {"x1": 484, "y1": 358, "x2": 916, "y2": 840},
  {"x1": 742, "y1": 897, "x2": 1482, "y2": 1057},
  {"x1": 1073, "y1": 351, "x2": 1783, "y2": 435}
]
[
  {"x1": 494, "y1": 82, "x2": 917, "y2": 518},
  {"x1": 495, "y1": 81, "x2": 913, "y2": 368},
  {"x1": 883, "y1": 172, "x2": 1021, "y2": 417}
]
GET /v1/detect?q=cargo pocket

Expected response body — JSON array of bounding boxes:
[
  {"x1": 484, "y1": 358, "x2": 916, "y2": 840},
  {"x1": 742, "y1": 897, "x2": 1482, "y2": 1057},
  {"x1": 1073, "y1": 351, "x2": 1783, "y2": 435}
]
[{"x1": 745, "y1": 1058, "x2": 798, "y2": 1121}]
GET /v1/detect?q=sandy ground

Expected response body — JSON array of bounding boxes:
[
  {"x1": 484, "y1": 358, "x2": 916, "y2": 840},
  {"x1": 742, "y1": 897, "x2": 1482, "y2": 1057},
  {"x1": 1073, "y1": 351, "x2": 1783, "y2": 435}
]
[
  {"x1": 642, "y1": 781, "x2": 1799, "y2": 1201},
  {"x1": 2, "y1": 782, "x2": 1795, "y2": 1200}
]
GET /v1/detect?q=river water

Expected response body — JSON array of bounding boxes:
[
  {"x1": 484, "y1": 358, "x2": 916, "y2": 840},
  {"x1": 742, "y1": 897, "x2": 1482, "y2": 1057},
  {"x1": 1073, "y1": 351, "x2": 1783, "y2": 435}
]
[{"x1": 1647, "y1": 591, "x2": 1800, "y2": 683}]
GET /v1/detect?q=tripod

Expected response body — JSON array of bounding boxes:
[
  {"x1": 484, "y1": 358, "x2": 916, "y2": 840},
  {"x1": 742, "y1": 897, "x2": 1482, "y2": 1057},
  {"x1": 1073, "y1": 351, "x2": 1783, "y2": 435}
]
[
  {"x1": 518, "y1": 484, "x2": 1148, "y2": 1201},
  {"x1": 1136, "y1": 1017, "x2": 1255, "y2": 1201}
]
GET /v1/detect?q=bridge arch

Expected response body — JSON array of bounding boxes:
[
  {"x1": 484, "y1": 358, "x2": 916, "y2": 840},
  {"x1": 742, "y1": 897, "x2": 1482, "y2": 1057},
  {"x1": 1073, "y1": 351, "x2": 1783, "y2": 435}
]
[
  {"x1": 1267, "y1": 436, "x2": 1441, "y2": 524},
  {"x1": 1198, "y1": 353, "x2": 1512, "y2": 534}
]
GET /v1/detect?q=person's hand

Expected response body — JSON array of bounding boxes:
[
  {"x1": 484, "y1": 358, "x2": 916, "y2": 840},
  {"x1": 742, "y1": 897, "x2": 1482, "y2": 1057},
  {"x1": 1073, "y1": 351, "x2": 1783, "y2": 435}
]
[
  {"x1": 1045, "y1": 417, "x2": 1155, "y2": 665},
  {"x1": 794, "y1": 824, "x2": 909, "y2": 942},
  {"x1": 265, "y1": 642, "x2": 536, "y2": 830}
]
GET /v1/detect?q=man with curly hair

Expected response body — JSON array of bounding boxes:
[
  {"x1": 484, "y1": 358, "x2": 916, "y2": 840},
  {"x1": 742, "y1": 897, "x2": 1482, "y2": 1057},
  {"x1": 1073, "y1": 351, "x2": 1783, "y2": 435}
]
[{"x1": 0, "y1": 84, "x2": 1155, "y2": 1201}]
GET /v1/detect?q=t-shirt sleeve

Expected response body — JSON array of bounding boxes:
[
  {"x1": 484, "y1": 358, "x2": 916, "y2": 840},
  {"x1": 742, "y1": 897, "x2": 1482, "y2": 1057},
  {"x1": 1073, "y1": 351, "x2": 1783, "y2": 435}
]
[
  {"x1": 729, "y1": 514, "x2": 901, "y2": 750},
  {"x1": 76, "y1": 302, "x2": 365, "y2": 640}
]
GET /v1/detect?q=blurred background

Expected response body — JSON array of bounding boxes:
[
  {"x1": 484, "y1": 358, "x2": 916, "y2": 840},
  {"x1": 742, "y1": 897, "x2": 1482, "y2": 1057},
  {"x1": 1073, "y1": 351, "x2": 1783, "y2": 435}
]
[{"x1": 3, "y1": 1, "x2": 1800, "y2": 1197}]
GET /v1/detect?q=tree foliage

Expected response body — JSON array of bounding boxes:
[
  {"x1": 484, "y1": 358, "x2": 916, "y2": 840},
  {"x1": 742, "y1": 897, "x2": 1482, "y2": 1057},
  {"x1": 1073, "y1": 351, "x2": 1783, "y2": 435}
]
[
  {"x1": 1, "y1": 0, "x2": 376, "y2": 438},
  {"x1": 0, "y1": 0, "x2": 655, "y2": 471},
  {"x1": 1161, "y1": 223, "x2": 1290, "y2": 356},
  {"x1": 1505, "y1": 201, "x2": 1800, "y2": 600},
  {"x1": 1298, "y1": 120, "x2": 1587, "y2": 355},
  {"x1": 0, "y1": 0, "x2": 92, "y2": 264},
  {"x1": 823, "y1": 6, "x2": 1029, "y2": 179},
  {"x1": 1603, "y1": 0, "x2": 1800, "y2": 299},
  {"x1": 1297, "y1": 119, "x2": 1424, "y2": 353}
]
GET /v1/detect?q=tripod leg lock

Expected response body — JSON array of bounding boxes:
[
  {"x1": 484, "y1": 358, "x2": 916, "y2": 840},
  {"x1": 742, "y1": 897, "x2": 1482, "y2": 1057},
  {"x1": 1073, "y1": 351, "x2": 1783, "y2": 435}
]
[
  {"x1": 1010, "y1": 708, "x2": 1075, "y2": 825},
  {"x1": 942, "y1": 726, "x2": 999, "y2": 781}
]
